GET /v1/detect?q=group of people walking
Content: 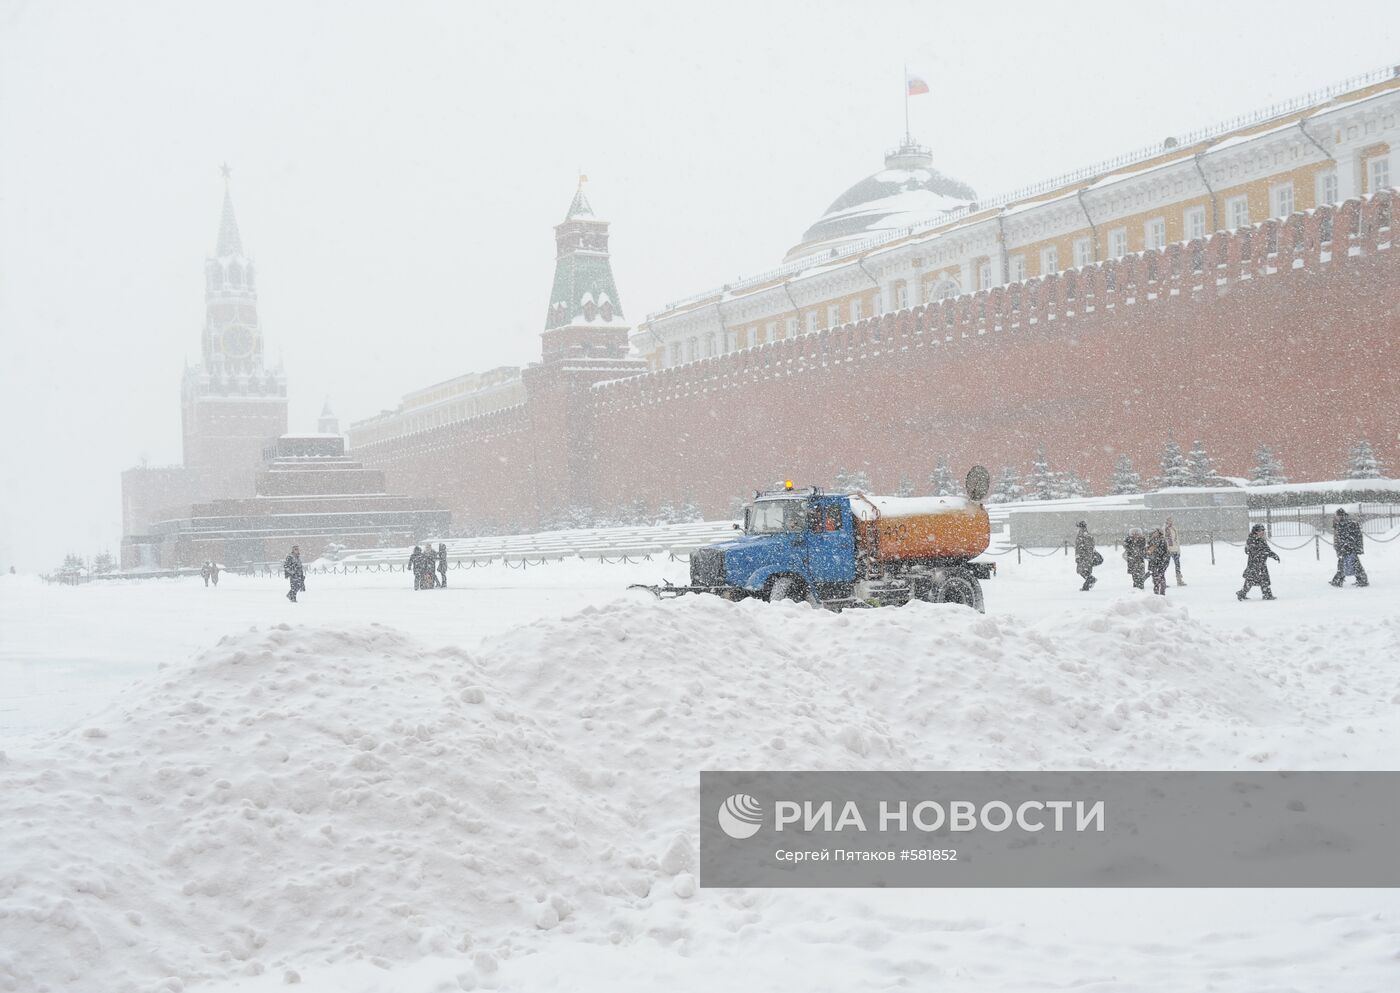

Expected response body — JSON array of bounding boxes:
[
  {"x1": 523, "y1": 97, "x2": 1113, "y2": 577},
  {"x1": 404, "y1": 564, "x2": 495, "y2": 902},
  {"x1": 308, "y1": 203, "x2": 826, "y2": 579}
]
[
  {"x1": 1073, "y1": 509, "x2": 1371, "y2": 601},
  {"x1": 200, "y1": 560, "x2": 220, "y2": 587},
  {"x1": 279, "y1": 542, "x2": 450, "y2": 601},
  {"x1": 1075, "y1": 517, "x2": 1185, "y2": 596},
  {"x1": 410, "y1": 543, "x2": 448, "y2": 590}
]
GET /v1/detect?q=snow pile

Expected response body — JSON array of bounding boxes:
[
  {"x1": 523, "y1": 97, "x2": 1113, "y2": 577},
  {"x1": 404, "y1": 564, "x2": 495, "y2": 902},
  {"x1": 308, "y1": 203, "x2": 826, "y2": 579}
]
[{"x1": 1, "y1": 596, "x2": 1396, "y2": 991}]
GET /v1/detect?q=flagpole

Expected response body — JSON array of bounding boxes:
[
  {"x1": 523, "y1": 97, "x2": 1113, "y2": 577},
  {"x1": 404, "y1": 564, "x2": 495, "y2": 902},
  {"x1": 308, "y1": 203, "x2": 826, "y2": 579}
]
[{"x1": 902, "y1": 63, "x2": 909, "y2": 144}]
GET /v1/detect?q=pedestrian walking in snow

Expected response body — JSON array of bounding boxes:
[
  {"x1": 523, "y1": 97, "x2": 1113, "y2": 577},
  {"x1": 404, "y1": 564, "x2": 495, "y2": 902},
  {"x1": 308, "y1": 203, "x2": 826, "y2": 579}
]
[
  {"x1": 1146, "y1": 528, "x2": 1170, "y2": 596},
  {"x1": 409, "y1": 545, "x2": 424, "y2": 590},
  {"x1": 437, "y1": 543, "x2": 448, "y2": 588},
  {"x1": 1237, "y1": 525, "x2": 1279, "y2": 601},
  {"x1": 283, "y1": 545, "x2": 305, "y2": 602},
  {"x1": 1329, "y1": 509, "x2": 1370, "y2": 587},
  {"x1": 1164, "y1": 517, "x2": 1185, "y2": 585},
  {"x1": 1123, "y1": 528, "x2": 1148, "y2": 590},
  {"x1": 209, "y1": 561, "x2": 219, "y2": 587},
  {"x1": 1074, "y1": 521, "x2": 1100, "y2": 591},
  {"x1": 201, "y1": 561, "x2": 211, "y2": 587}
]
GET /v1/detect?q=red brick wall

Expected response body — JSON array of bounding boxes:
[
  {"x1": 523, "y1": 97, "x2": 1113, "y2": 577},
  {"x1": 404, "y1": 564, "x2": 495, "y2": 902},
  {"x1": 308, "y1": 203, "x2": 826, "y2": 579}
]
[{"x1": 359, "y1": 193, "x2": 1400, "y2": 528}]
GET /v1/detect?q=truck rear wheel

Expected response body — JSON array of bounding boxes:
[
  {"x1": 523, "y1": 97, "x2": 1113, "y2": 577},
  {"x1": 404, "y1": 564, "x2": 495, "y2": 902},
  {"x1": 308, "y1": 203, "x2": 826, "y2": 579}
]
[{"x1": 935, "y1": 574, "x2": 985, "y2": 613}]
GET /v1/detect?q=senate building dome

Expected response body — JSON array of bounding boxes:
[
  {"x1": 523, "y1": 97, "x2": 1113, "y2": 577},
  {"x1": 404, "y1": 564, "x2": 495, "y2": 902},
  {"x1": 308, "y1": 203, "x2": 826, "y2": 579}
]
[{"x1": 784, "y1": 139, "x2": 977, "y2": 263}]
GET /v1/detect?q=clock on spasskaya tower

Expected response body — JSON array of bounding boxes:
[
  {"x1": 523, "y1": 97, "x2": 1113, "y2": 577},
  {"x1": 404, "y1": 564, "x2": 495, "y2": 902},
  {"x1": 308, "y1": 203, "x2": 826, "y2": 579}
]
[{"x1": 180, "y1": 165, "x2": 288, "y2": 498}]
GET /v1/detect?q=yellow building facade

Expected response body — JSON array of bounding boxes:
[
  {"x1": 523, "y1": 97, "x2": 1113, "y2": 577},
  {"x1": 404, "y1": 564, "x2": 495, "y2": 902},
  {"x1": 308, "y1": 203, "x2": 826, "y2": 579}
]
[{"x1": 634, "y1": 66, "x2": 1400, "y2": 369}]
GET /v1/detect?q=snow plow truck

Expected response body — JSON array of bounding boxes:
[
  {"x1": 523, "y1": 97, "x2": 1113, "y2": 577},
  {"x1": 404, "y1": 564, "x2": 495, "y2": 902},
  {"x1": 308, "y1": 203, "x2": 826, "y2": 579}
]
[{"x1": 633, "y1": 466, "x2": 994, "y2": 612}]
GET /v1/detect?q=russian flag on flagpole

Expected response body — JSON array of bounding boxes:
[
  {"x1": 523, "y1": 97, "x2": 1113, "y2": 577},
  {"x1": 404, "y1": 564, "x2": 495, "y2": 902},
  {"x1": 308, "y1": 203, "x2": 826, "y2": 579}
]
[{"x1": 906, "y1": 75, "x2": 930, "y2": 97}]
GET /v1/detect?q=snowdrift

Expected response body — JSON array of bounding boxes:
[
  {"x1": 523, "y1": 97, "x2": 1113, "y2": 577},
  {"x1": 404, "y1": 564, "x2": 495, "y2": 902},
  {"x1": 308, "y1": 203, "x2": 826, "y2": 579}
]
[{"x1": 1, "y1": 595, "x2": 1395, "y2": 990}]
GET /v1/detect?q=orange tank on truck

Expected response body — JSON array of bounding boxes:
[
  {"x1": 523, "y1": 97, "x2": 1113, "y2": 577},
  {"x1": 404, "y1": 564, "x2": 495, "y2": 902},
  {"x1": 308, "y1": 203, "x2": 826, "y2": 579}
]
[{"x1": 849, "y1": 494, "x2": 991, "y2": 564}]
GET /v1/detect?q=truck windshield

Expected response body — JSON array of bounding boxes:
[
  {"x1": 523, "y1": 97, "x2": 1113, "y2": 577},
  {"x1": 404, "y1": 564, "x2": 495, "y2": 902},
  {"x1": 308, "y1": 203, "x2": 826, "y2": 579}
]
[{"x1": 747, "y1": 500, "x2": 804, "y2": 534}]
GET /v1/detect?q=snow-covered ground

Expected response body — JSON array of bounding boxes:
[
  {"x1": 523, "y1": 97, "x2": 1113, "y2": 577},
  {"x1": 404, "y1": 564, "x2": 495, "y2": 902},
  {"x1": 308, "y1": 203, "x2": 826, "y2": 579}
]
[{"x1": 1, "y1": 538, "x2": 1398, "y2": 992}]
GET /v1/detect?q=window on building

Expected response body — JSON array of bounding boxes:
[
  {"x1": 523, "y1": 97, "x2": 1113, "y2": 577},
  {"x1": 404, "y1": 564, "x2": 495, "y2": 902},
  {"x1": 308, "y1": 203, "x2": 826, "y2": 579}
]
[
  {"x1": 1368, "y1": 155, "x2": 1391, "y2": 193},
  {"x1": 687, "y1": 337, "x2": 698, "y2": 362},
  {"x1": 705, "y1": 333, "x2": 717, "y2": 357},
  {"x1": 978, "y1": 261, "x2": 993, "y2": 289},
  {"x1": 827, "y1": 303, "x2": 841, "y2": 327},
  {"x1": 1226, "y1": 195, "x2": 1250, "y2": 229},
  {"x1": 1270, "y1": 182, "x2": 1295, "y2": 219},
  {"x1": 1183, "y1": 206, "x2": 1206, "y2": 241},
  {"x1": 1317, "y1": 170, "x2": 1339, "y2": 206},
  {"x1": 1144, "y1": 218, "x2": 1166, "y2": 251},
  {"x1": 1008, "y1": 256, "x2": 1026, "y2": 282},
  {"x1": 806, "y1": 311, "x2": 818, "y2": 333},
  {"x1": 1108, "y1": 228, "x2": 1128, "y2": 259},
  {"x1": 850, "y1": 297, "x2": 863, "y2": 321},
  {"x1": 892, "y1": 279, "x2": 908, "y2": 309},
  {"x1": 1039, "y1": 245, "x2": 1058, "y2": 275},
  {"x1": 786, "y1": 316, "x2": 798, "y2": 338}
]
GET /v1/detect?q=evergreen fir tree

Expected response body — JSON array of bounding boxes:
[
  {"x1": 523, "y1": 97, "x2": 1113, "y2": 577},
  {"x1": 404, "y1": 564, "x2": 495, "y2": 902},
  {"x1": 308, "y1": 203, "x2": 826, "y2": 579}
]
[
  {"x1": 1028, "y1": 447, "x2": 1059, "y2": 501},
  {"x1": 1109, "y1": 454, "x2": 1142, "y2": 495},
  {"x1": 678, "y1": 496, "x2": 703, "y2": 523},
  {"x1": 896, "y1": 476, "x2": 916, "y2": 498},
  {"x1": 1344, "y1": 438, "x2": 1386, "y2": 479},
  {"x1": 1186, "y1": 440, "x2": 1224, "y2": 486},
  {"x1": 833, "y1": 467, "x2": 871, "y2": 493},
  {"x1": 1248, "y1": 445, "x2": 1288, "y2": 486},
  {"x1": 929, "y1": 456, "x2": 961, "y2": 497},
  {"x1": 92, "y1": 551, "x2": 115, "y2": 574},
  {"x1": 1156, "y1": 435, "x2": 1192, "y2": 489},
  {"x1": 1059, "y1": 470, "x2": 1090, "y2": 498},
  {"x1": 989, "y1": 466, "x2": 1024, "y2": 504}
]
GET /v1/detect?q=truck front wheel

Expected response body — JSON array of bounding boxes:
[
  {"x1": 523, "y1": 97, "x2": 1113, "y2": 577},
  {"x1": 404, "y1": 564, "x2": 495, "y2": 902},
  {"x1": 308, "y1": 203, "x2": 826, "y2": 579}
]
[
  {"x1": 935, "y1": 574, "x2": 985, "y2": 613},
  {"x1": 768, "y1": 576, "x2": 816, "y2": 606}
]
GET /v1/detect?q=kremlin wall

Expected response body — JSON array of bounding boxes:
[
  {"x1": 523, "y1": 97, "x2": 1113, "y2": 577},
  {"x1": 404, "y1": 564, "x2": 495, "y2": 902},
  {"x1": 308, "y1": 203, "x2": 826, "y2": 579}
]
[{"x1": 351, "y1": 193, "x2": 1399, "y2": 532}]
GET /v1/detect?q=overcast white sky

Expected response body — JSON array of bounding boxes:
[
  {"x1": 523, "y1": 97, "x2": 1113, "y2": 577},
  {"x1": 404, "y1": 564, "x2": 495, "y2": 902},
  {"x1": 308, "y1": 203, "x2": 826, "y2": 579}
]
[{"x1": 1, "y1": 1, "x2": 1396, "y2": 570}]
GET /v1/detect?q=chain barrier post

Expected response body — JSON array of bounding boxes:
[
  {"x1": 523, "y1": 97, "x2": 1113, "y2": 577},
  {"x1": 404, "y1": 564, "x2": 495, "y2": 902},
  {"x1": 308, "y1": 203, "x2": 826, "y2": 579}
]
[
  {"x1": 1209, "y1": 534, "x2": 1215, "y2": 565},
  {"x1": 1017, "y1": 545, "x2": 1022, "y2": 565},
  {"x1": 1315, "y1": 534, "x2": 1320, "y2": 560}
]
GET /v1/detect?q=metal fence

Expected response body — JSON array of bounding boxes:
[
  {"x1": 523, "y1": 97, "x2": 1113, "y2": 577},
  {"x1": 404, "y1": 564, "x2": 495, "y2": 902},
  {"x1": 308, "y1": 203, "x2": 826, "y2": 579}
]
[{"x1": 1250, "y1": 503, "x2": 1400, "y2": 538}]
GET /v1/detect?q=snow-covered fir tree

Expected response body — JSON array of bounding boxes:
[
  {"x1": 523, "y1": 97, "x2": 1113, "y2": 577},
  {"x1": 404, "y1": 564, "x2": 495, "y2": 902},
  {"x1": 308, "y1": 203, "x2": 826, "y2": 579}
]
[
  {"x1": 833, "y1": 467, "x2": 872, "y2": 493},
  {"x1": 1185, "y1": 440, "x2": 1224, "y2": 486},
  {"x1": 1156, "y1": 436, "x2": 1192, "y2": 489},
  {"x1": 677, "y1": 496, "x2": 703, "y2": 523},
  {"x1": 1110, "y1": 454, "x2": 1143, "y2": 495},
  {"x1": 1344, "y1": 438, "x2": 1386, "y2": 479},
  {"x1": 1249, "y1": 445, "x2": 1288, "y2": 486},
  {"x1": 1058, "y1": 470, "x2": 1090, "y2": 498},
  {"x1": 988, "y1": 466, "x2": 1024, "y2": 504},
  {"x1": 928, "y1": 456, "x2": 960, "y2": 496},
  {"x1": 896, "y1": 476, "x2": 916, "y2": 497},
  {"x1": 1027, "y1": 447, "x2": 1060, "y2": 501}
]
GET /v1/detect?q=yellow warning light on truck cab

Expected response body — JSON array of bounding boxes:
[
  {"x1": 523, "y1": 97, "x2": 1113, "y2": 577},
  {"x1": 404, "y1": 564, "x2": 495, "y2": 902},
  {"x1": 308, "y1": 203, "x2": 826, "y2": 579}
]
[{"x1": 784, "y1": 480, "x2": 794, "y2": 491}]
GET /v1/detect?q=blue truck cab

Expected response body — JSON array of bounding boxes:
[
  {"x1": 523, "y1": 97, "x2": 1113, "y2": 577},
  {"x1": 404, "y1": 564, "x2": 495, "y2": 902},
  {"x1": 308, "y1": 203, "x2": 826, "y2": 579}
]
[{"x1": 689, "y1": 487, "x2": 855, "y2": 602}]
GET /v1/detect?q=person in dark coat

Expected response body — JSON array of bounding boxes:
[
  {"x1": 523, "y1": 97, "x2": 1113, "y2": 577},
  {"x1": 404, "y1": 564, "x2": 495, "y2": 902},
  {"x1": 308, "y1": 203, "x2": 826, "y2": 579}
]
[
  {"x1": 1237, "y1": 524, "x2": 1279, "y2": 600},
  {"x1": 1073, "y1": 521, "x2": 1098, "y2": 591},
  {"x1": 409, "y1": 545, "x2": 424, "y2": 590},
  {"x1": 201, "y1": 561, "x2": 211, "y2": 587},
  {"x1": 1146, "y1": 528, "x2": 1170, "y2": 596},
  {"x1": 437, "y1": 543, "x2": 448, "y2": 588},
  {"x1": 1123, "y1": 528, "x2": 1147, "y2": 590},
  {"x1": 1329, "y1": 509, "x2": 1369, "y2": 587},
  {"x1": 209, "y1": 561, "x2": 219, "y2": 587},
  {"x1": 283, "y1": 545, "x2": 305, "y2": 602}
]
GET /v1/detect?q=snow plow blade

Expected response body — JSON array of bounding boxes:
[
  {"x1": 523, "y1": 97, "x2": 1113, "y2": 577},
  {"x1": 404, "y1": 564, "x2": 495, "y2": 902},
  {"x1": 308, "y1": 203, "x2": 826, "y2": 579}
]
[{"x1": 627, "y1": 581, "x2": 725, "y2": 600}]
